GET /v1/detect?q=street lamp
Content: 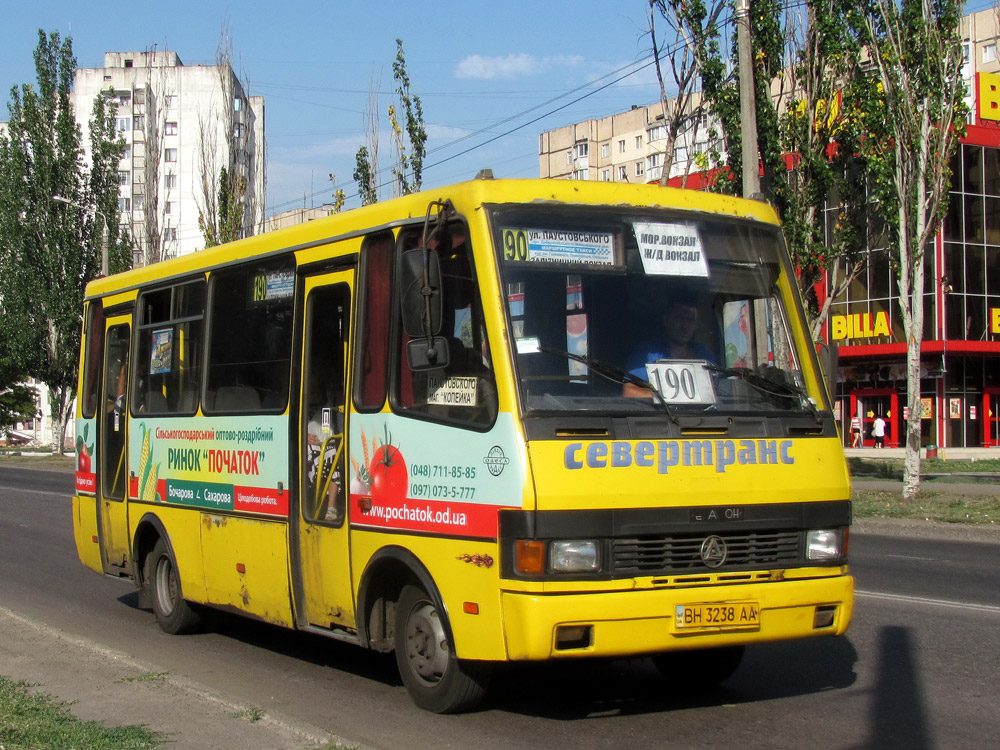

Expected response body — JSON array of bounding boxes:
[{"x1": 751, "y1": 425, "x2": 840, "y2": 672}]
[{"x1": 53, "y1": 195, "x2": 108, "y2": 276}]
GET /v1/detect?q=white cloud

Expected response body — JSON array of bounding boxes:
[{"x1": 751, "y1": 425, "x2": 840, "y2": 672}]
[
  {"x1": 455, "y1": 53, "x2": 541, "y2": 80},
  {"x1": 426, "y1": 123, "x2": 472, "y2": 142}
]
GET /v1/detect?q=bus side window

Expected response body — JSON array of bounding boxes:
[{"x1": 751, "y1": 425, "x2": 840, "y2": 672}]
[
  {"x1": 394, "y1": 222, "x2": 498, "y2": 427},
  {"x1": 354, "y1": 231, "x2": 394, "y2": 412},
  {"x1": 205, "y1": 259, "x2": 293, "y2": 414},
  {"x1": 134, "y1": 280, "x2": 205, "y2": 416},
  {"x1": 81, "y1": 300, "x2": 105, "y2": 419}
]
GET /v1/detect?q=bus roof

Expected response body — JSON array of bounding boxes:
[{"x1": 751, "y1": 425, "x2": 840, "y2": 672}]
[{"x1": 84, "y1": 178, "x2": 780, "y2": 300}]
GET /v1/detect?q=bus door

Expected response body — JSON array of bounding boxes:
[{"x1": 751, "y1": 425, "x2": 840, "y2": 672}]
[
  {"x1": 98, "y1": 316, "x2": 132, "y2": 574},
  {"x1": 295, "y1": 271, "x2": 355, "y2": 630}
]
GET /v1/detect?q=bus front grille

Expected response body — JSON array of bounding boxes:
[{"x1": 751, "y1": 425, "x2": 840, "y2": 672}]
[{"x1": 613, "y1": 530, "x2": 801, "y2": 576}]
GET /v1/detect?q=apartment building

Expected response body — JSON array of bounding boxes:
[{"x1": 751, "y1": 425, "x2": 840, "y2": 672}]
[
  {"x1": 73, "y1": 50, "x2": 266, "y2": 263},
  {"x1": 539, "y1": 95, "x2": 712, "y2": 186},
  {"x1": 539, "y1": 9, "x2": 1000, "y2": 451}
]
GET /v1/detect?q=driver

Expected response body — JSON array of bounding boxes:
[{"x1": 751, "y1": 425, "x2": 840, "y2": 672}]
[{"x1": 623, "y1": 291, "x2": 713, "y2": 397}]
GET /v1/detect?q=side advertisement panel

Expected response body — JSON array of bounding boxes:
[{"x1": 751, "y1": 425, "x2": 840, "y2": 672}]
[
  {"x1": 74, "y1": 416, "x2": 98, "y2": 494},
  {"x1": 127, "y1": 416, "x2": 290, "y2": 517},
  {"x1": 349, "y1": 414, "x2": 523, "y2": 538}
]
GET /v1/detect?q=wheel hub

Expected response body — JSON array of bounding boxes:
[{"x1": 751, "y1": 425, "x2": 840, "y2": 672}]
[{"x1": 405, "y1": 602, "x2": 450, "y2": 683}]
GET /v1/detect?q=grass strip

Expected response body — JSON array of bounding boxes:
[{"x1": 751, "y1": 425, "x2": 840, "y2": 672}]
[
  {"x1": 853, "y1": 488, "x2": 1000, "y2": 525},
  {"x1": 0, "y1": 675, "x2": 162, "y2": 749}
]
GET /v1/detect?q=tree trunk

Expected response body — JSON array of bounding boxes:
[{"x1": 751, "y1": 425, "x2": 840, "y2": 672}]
[
  {"x1": 901, "y1": 226, "x2": 925, "y2": 499},
  {"x1": 47, "y1": 385, "x2": 71, "y2": 454},
  {"x1": 902, "y1": 322, "x2": 923, "y2": 497}
]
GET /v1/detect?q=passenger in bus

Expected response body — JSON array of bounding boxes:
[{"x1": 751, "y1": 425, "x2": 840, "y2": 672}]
[
  {"x1": 623, "y1": 290, "x2": 714, "y2": 396},
  {"x1": 108, "y1": 356, "x2": 127, "y2": 415},
  {"x1": 305, "y1": 350, "x2": 345, "y2": 522},
  {"x1": 307, "y1": 406, "x2": 343, "y2": 520}
]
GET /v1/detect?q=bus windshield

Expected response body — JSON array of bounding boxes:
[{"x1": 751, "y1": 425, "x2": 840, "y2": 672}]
[{"x1": 491, "y1": 205, "x2": 817, "y2": 417}]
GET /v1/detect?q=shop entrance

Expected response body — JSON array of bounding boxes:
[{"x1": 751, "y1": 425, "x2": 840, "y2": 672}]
[
  {"x1": 983, "y1": 388, "x2": 1000, "y2": 447},
  {"x1": 851, "y1": 388, "x2": 898, "y2": 448}
]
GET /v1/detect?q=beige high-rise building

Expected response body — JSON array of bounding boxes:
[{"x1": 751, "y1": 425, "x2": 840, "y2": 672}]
[
  {"x1": 539, "y1": 94, "x2": 714, "y2": 186},
  {"x1": 73, "y1": 50, "x2": 266, "y2": 263}
]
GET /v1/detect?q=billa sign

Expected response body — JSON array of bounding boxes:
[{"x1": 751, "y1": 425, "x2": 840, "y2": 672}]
[{"x1": 830, "y1": 311, "x2": 891, "y2": 341}]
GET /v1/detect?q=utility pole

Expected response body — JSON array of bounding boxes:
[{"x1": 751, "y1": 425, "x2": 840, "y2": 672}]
[{"x1": 736, "y1": 0, "x2": 761, "y2": 198}]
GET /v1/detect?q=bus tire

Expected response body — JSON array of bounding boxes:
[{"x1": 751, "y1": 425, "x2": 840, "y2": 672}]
[
  {"x1": 394, "y1": 583, "x2": 489, "y2": 713},
  {"x1": 149, "y1": 537, "x2": 202, "y2": 635},
  {"x1": 652, "y1": 645, "x2": 745, "y2": 689}
]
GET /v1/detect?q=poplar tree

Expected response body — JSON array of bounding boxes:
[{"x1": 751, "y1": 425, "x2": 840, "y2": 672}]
[
  {"x1": 353, "y1": 38, "x2": 427, "y2": 204},
  {"x1": 0, "y1": 30, "x2": 127, "y2": 452},
  {"x1": 390, "y1": 38, "x2": 427, "y2": 195},
  {"x1": 843, "y1": 0, "x2": 967, "y2": 496}
]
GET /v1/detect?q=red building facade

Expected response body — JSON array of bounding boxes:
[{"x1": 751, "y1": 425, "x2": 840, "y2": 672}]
[{"x1": 828, "y1": 73, "x2": 1000, "y2": 448}]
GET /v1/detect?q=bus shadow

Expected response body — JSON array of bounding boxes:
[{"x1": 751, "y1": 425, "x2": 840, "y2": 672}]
[
  {"x1": 485, "y1": 637, "x2": 858, "y2": 719},
  {"x1": 117, "y1": 591, "x2": 401, "y2": 687},
  {"x1": 117, "y1": 590, "x2": 858, "y2": 716}
]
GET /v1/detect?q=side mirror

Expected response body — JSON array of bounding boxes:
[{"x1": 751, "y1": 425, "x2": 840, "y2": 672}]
[
  {"x1": 400, "y1": 247, "x2": 450, "y2": 371},
  {"x1": 400, "y1": 248, "x2": 443, "y2": 338},
  {"x1": 406, "y1": 336, "x2": 451, "y2": 371}
]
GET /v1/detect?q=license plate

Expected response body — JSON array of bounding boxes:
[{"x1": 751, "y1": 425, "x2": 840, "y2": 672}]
[{"x1": 674, "y1": 601, "x2": 760, "y2": 632}]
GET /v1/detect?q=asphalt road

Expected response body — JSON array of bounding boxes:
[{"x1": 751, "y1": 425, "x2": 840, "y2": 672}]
[{"x1": 1, "y1": 463, "x2": 998, "y2": 749}]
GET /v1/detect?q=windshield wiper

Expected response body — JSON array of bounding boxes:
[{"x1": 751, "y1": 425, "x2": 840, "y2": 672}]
[
  {"x1": 536, "y1": 346, "x2": 679, "y2": 424},
  {"x1": 703, "y1": 363, "x2": 822, "y2": 423}
]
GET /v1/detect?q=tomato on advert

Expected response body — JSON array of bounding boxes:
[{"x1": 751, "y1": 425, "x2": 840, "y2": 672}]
[{"x1": 368, "y1": 444, "x2": 408, "y2": 503}]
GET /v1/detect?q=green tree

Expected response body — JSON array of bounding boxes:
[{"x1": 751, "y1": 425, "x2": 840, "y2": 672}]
[
  {"x1": 0, "y1": 30, "x2": 127, "y2": 452},
  {"x1": 843, "y1": 0, "x2": 967, "y2": 496},
  {"x1": 0, "y1": 354, "x2": 37, "y2": 432},
  {"x1": 669, "y1": 1, "x2": 874, "y2": 335},
  {"x1": 649, "y1": 0, "x2": 727, "y2": 188},
  {"x1": 778, "y1": 1, "x2": 874, "y2": 337},
  {"x1": 199, "y1": 166, "x2": 246, "y2": 247},
  {"x1": 353, "y1": 146, "x2": 378, "y2": 206},
  {"x1": 390, "y1": 38, "x2": 427, "y2": 195},
  {"x1": 353, "y1": 39, "x2": 427, "y2": 204}
]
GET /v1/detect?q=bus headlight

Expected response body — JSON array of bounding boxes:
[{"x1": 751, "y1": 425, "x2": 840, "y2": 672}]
[
  {"x1": 550, "y1": 540, "x2": 600, "y2": 573},
  {"x1": 806, "y1": 529, "x2": 845, "y2": 561}
]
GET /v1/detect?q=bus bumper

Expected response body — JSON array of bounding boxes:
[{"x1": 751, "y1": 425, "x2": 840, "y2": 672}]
[{"x1": 501, "y1": 574, "x2": 854, "y2": 660}]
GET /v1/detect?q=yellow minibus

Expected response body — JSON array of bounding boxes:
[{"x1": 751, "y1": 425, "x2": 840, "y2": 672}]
[{"x1": 73, "y1": 178, "x2": 853, "y2": 712}]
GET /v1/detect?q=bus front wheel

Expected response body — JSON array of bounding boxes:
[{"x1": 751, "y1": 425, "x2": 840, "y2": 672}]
[
  {"x1": 652, "y1": 645, "x2": 745, "y2": 689},
  {"x1": 394, "y1": 584, "x2": 489, "y2": 713},
  {"x1": 149, "y1": 538, "x2": 202, "y2": 635}
]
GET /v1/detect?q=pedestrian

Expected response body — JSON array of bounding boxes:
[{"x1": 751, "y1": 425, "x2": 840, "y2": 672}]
[
  {"x1": 850, "y1": 412, "x2": 862, "y2": 448},
  {"x1": 873, "y1": 414, "x2": 886, "y2": 448}
]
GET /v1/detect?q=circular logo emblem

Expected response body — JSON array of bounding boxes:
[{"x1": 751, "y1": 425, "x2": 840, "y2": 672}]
[
  {"x1": 483, "y1": 446, "x2": 510, "y2": 477},
  {"x1": 699, "y1": 535, "x2": 728, "y2": 568}
]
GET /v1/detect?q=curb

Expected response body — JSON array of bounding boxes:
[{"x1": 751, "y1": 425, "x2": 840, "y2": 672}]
[
  {"x1": 853, "y1": 517, "x2": 1000, "y2": 544},
  {"x1": 0, "y1": 607, "x2": 366, "y2": 749}
]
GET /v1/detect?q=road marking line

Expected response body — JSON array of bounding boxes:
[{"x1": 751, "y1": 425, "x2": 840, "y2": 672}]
[{"x1": 856, "y1": 589, "x2": 1000, "y2": 614}]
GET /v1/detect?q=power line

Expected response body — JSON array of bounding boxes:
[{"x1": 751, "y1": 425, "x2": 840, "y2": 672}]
[
  {"x1": 267, "y1": 53, "x2": 665, "y2": 214},
  {"x1": 267, "y1": 6, "x2": 758, "y2": 214}
]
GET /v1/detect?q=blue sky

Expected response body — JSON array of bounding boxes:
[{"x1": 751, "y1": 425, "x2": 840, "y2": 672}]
[{"x1": 1, "y1": 1, "x2": 667, "y2": 215}]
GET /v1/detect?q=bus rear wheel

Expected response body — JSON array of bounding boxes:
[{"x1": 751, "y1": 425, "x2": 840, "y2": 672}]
[
  {"x1": 149, "y1": 538, "x2": 202, "y2": 635},
  {"x1": 394, "y1": 584, "x2": 489, "y2": 713},
  {"x1": 652, "y1": 645, "x2": 745, "y2": 689}
]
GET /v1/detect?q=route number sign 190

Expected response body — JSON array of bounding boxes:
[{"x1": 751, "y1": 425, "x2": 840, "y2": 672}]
[{"x1": 645, "y1": 359, "x2": 716, "y2": 405}]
